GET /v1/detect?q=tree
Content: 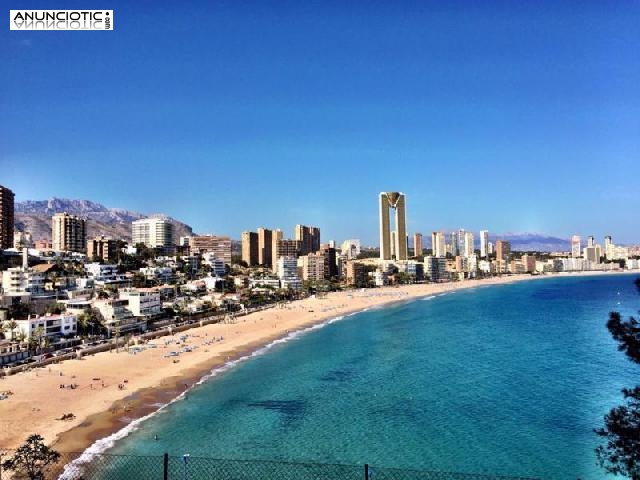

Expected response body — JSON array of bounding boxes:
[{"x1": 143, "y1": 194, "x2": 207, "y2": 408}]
[
  {"x1": 76, "y1": 312, "x2": 90, "y2": 337},
  {"x1": 595, "y1": 277, "x2": 640, "y2": 479},
  {"x1": 1, "y1": 434, "x2": 61, "y2": 480},
  {"x1": 8, "y1": 320, "x2": 19, "y2": 341},
  {"x1": 44, "y1": 302, "x2": 65, "y2": 315}
]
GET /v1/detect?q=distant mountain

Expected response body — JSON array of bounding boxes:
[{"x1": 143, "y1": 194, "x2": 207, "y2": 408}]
[
  {"x1": 494, "y1": 233, "x2": 569, "y2": 252},
  {"x1": 422, "y1": 232, "x2": 569, "y2": 253},
  {"x1": 15, "y1": 198, "x2": 193, "y2": 242}
]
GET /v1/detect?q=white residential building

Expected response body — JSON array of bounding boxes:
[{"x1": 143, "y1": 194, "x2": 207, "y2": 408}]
[
  {"x1": 480, "y1": 230, "x2": 489, "y2": 258},
  {"x1": 84, "y1": 263, "x2": 125, "y2": 283},
  {"x1": 140, "y1": 266, "x2": 175, "y2": 283},
  {"x1": 1, "y1": 267, "x2": 45, "y2": 294},
  {"x1": 119, "y1": 288, "x2": 162, "y2": 318},
  {"x1": 571, "y1": 235, "x2": 581, "y2": 258},
  {"x1": 463, "y1": 232, "x2": 475, "y2": 258},
  {"x1": 93, "y1": 298, "x2": 146, "y2": 335},
  {"x1": 202, "y1": 253, "x2": 226, "y2": 276},
  {"x1": 132, "y1": 217, "x2": 173, "y2": 249},
  {"x1": 431, "y1": 232, "x2": 446, "y2": 258},
  {"x1": 13, "y1": 313, "x2": 77, "y2": 341},
  {"x1": 277, "y1": 256, "x2": 302, "y2": 290}
]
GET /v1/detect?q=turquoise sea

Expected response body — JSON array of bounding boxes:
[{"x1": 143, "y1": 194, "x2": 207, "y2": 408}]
[{"x1": 72, "y1": 274, "x2": 640, "y2": 479}]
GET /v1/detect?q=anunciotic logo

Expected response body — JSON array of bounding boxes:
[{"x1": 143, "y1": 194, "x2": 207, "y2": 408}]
[{"x1": 10, "y1": 10, "x2": 113, "y2": 30}]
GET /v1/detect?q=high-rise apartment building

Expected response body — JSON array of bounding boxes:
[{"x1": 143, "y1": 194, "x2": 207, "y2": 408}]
[
  {"x1": 480, "y1": 230, "x2": 489, "y2": 258},
  {"x1": 257, "y1": 227, "x2": 273, "y2": 267},
  {"x1": 277, "y1": 256, "x2": 302, "y2": 290},
  {"x1": 0, "y1": 185, "x2": 15, "y2": 250},
  {"x1": 379, "y1": 192, "x2": 407, "y2": 261},
  {"x1": 521, "y1": 254, "x2": 536, "y2": 273},
  {"x1": 271, "y1": 229, "x2": 283, "y2": 270},
  {"x1": 457, "y1": 229, "x2": 466, "y2": 255},
  {"x1": 413, "y1": 233, "x2": 423, "y2": 257},
  {"x1": 495, "y1": 240, "x2": 511, "y2": 261},
  {"x1": 272, "y1": 238, "x2": 301, "y2": 273},
  {"x1": 431, "y1": 232, "x2": 446, "y2": 258},
  {"x1": 189, "y1": 235, "x2": 232, "y2": 265},
  {"x1": 604, "y1": 236, "x2": 614, "y2": 259},
  {"x1": 132, "y1": 218, "x2": 173, "y2": 250},
  {"x1": 587, "y1": 236, "x2": 595, "y2": 247},
  {"x1": 345, "y1": 261, "x2": 367, "y2": 287},
  {"x1": 295, "y1": 225, "x2": 321, "y2": 256},
  {"x1": 463, "y1": 232, "x2": 475, "y2": 258},
  {"x1": 87, "y1": 236, "x2": 118, "y2": 262},
  {"x1": 449, "y1": 232, "x2": 458, "y2": 256},
  {"x1": 52, "y1": 213, "x2": 87, "y2": 253},
  {"x1": 301, "y1": 252, "x2": 325, "y2": 281},
  {"x1": 571, "y1": 235, "x2": 581, "y2": 258},
  {"x1": 241, "y1": 231, "x2": 259, "y2": 266},
  {"x1": 319, "y1": 243, "x2": 338, "y2": 279}
]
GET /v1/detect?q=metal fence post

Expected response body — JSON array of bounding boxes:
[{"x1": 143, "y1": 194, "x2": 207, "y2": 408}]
[
  {"x1": 163, "y1": 452, "x2": 168, "y2": 480},
  {"x1": 364, "y1": 463, "x2": 369, "y2": 480}
]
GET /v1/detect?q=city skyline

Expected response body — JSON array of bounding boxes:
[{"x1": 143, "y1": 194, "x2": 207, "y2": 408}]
[{"x1": 3, "y1": 1, "x2": 639, "y2": 244}]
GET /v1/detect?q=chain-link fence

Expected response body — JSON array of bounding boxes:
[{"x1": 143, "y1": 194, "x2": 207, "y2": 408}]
[{"x1": 0, "y1": 450, "x2": 539, "y2": 480}]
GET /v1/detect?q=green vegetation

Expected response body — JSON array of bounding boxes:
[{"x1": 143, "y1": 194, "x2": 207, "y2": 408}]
[
  {"x1": 595, "y1": 277, "x2": 640, "y2": 479},
  {"x1": 1, "y1": 434, "x2": 61, "y2": 480}
]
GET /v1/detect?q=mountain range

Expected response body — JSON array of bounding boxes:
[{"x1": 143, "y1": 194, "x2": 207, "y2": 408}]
[
  {"x1": 15, "y1": 198, "x2": 193, "y2": 242},
  {"x1": 14, "y1": 198, "x2": 570, "y2": 252},
  {"x1": 487, "y1": 232, "x2": 569, "y2": 253}
]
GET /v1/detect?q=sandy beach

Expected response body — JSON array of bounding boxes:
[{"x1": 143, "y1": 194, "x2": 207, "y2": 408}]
[{"x1": 0, "y1": 272, "x2": 630, "y2": 454}]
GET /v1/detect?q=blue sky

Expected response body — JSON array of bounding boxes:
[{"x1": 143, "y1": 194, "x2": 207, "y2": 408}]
[{"x1": 2, "y1": 1, "x2": 639, "y2": 245}]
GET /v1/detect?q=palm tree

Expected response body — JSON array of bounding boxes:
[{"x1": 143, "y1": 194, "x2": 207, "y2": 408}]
[
  {"x1": 0, "y1": 321, "x2": 8, "y2": 340},
  {"x1": 7, "y1": 320, "x2": 19, "y2": 344}
]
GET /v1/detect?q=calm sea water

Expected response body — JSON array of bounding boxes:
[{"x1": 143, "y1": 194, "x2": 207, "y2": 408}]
[{"x1": 84, "y1": 274, "x2": 640, "y2": 479}]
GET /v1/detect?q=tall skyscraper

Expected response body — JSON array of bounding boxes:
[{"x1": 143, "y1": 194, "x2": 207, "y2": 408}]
[
  {"x1": 295, "y1": 224, "x2": 321, "y2": 255},
  {"x1": 379, "y1": 191, "x2": 407, "y2": 261},
  {"x1": 271, "y1": 229, "x2": 283, "y2": 270},
  {"x1": 241, "y1": 231, "x2": 259, "y2": 266},
  {"x1": 587, "y1": 236, "x2": 595, "y2": 247},
  {"x1": 480, "y1": 230, "x2": 489, "y2": 258},
  {"x1": 52, "y1": 213, "x2": 87, "y2": 253},
  {"x1": 571, "y1": 235, "x2": 581, "y2": 258},
  {"x1": 496, "y1": 240, "x2": 511, "y2": 261},
  {"x1": 0, "y1": 185, "x2": 15, "y2": 250},
  {"x1": 132, "y1": 217, "x2": 173, "y2": 250},
  {"x1": 457, "y1": 228, "x2": 466, "y2": 254},
  {"x1": 450, "y1": 232, "x2": 458, "y2": 256},
  {"x1": 604, "y1": 235, "x2": 613, "y2": 259},
  {"x1": 431, "y1": 232, "x2": 446, "y2": 258},
  {"x1": 257, "y1": 227, "x2": 273, "y2": 267},
  {"x1": 413, "y1": 233, "x2": 423, "y2": 257},
  {"x1": 463, "y1": 232, "x2": 475, "y2": 258}
]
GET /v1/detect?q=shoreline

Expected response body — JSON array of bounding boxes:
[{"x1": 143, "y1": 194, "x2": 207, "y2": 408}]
[{"x1": 0, "y1": 270, "x2": 635, "y2": 458}]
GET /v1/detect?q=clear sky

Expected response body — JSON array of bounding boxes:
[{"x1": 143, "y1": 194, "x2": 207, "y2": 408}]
[{"x1": 2, "y1": 1, "x2": 639, "y2": 245}]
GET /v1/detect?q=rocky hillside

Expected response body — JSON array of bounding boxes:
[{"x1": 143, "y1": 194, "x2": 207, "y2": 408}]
[{"x1": 15, "y1": 198, "x2": 193, "y2": 242}]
